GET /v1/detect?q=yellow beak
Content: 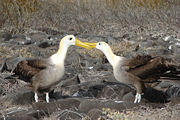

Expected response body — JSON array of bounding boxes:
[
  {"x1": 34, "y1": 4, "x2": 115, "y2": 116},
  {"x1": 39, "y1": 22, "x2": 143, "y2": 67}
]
[
  {"x1": 75, "y1": 38, "x2": 95, "y2": 50},
  {"x1": 81, "y1": 42, "x2": 97, "y2": 48}
]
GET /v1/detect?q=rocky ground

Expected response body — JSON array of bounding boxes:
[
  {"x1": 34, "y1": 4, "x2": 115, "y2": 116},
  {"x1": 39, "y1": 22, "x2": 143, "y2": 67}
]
[
  {"x1": 0, "y1": 23, "x2": 180, "y2": 120},
  {"x1": 0, "y1": 1, "x2": 180, "y2": 119}
]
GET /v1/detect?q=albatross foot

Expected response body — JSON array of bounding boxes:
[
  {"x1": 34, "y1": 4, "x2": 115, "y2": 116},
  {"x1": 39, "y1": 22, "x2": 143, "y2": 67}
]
[
  {"x1": 46, "y1": 92, "x2": 49, "y2": 103},
  {"x1": 35, "y1": 92, "x2": 38, "y2": 102},
  {"x1": 134, "y1": 93, "x2": 141, "y2": 103}
]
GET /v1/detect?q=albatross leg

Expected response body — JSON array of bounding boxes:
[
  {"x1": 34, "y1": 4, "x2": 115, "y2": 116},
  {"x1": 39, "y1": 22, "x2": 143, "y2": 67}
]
[
  {"x1": 35, "y1": 92, "x2": 38, "y2": 102},
  {"x1": 46, "y1": 92, "x2": 49, "y2": 103},
  {"x1": 134, "y1": 93, "x2": 141, "y2": 103},
  {"x1": 133, "y1": 79, "x2": 144, "y2": 103}
]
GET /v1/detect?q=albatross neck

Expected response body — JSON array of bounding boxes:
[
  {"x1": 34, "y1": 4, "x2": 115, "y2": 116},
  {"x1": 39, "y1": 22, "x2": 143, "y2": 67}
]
[
  {"x1": 51, "y1": 40, "x2": 69, "y2": 66},
  {"x1": 103, "y1": 46, "x2": 121, "y2": 68}
]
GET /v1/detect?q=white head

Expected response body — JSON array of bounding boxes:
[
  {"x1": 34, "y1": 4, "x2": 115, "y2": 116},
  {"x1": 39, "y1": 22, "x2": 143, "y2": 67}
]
[
  {"x1": 95, "y1": 42, "x2": 111, "y2": 53},
  {"x1": 51, "y1": 35, "x2": 93, "y2": 65},
  {"x1": 59, "y1": 35, "x2": 92, "y2": 50},
  {"x1": 81, "y1": 41, "x2": 111, "y2": 53},
  {"x1": 61, "y1": 35, "x2": 76, "y2": 47},
  {"x1": 85, "y1": 41, "x2": 120, "y2": 68}
]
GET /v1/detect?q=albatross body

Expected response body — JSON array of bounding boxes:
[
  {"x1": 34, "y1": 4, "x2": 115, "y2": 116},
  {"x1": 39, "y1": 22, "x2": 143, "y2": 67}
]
[
  {"x1": 87, "y1": 42, "x2": 179, "y2": 103},
  {"x1": 13, "y1": 35, "x2": 92, "y2": 103}
]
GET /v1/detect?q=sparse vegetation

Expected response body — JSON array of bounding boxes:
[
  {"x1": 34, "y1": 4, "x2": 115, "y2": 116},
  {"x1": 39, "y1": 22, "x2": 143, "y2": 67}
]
[
  {"x1": 0, "y1": 0, "x2": 179, "y2": 34},
  {"x1": 100, "y1": 104, "x2": 180, "y2": 120}
]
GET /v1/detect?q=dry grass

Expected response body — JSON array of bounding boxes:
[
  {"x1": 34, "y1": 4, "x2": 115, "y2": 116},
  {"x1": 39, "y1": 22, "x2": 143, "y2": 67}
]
[
  {"x1": 0, "y1": 0, "x2": 179, "y2": 34},
  {"x1": 101, "y1": 104, "x2": 180, "y2": 120},
  {"x1": 0, "y1": 0, "x2": 41, "y2": 33},
  {"x1": 0, "y1": 46, "x2": 33, "y2": 58}
]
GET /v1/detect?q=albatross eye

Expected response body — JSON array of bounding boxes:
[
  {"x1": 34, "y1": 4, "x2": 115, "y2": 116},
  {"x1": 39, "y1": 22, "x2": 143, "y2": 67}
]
[{"x1": 69, "y1": 38, "x2": 72, "y2": 40}]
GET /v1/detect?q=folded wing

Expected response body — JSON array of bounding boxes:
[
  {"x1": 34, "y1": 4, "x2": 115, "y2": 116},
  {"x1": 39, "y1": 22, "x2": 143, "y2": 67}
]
[{"x1": 13, "y1": 59, "x2": 48, "y2": 82}]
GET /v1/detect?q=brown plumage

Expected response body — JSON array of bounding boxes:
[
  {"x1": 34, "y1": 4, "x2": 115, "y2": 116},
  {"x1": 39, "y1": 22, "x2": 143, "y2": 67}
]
[
  {"x1": 124, "y1": 55, "x2": 178, "y2": 81},
  {"x1": 14, "y1": 59, "x2": 48, "y2": 82}
]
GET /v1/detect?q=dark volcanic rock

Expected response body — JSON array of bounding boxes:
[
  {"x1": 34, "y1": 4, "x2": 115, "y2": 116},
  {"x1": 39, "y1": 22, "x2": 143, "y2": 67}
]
[
  {"x1": 28, "y1": 32, "x2": 48, "y2": 41},
  {"x1": 78, "y1": 99, "x2": 137, "y2": 113},
  {"x1": 37, "y1": 40, "x2": 52, "y2": 48},
  {"x1": 0, "y1": 32, "x2": 12, "y2": 41},
  {"x1": 166, "y1": 85, "x2": 180, "y2": 98},
  {"x1": 57, "y1": 110, "x2": 84, "y2": 120},
  {"x1": 143, "y1": 87, "x2": 169, "y2": 103},
  {"x1": 0, "y1": 59, "x2": 7, "y2": 73},
  {"x1": 1, "y1": 57, "x2": 26, "y2": 72},
  {"x1": 0, "y1": 88, "x2": 33, "y2": 105},
  {"x1": 32, "y1": 98, "x2": 81, "y2": 114},
  {"x1": 122, "y1": 92, "x2": 136, "y2": 103},
  {"x1": 2, "y1": 115, "x2": 37, "y2": 120},
  {"x1": 0, "y1": 108, "x2": 45, "y2": 120},
  {"x1": 97, "y1": 82, "x2": 134, "y2": 100},
  {"x1": 87, "y1": 108, "x2": 103, "y2": 120}
]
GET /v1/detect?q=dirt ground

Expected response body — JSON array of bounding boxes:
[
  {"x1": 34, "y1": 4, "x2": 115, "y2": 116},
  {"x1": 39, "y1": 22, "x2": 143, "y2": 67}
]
[{"x1": 0, "y1": 0, "x2": 180, "y2": 120}]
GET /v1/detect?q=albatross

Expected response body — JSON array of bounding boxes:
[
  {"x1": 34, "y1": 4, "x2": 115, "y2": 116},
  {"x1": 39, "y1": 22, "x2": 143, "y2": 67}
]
[
  {"x1": 86, "y1": 42, "x2": 179, "y2": 103},
  {"x1": 13, "y1": 35, "x2": 93, "y2": 103}
]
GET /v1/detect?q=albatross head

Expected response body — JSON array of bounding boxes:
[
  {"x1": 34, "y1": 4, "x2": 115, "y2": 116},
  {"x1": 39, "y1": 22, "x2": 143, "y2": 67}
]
[
  {"x1": 60, "y1": 35, "x2": 93, "y2": 50},
  {"x1": 82, "y1": 41, "x2": 110, "y2": 53},
  {"x1": 83, "y1": 41, "x2": 120, "y2": 68},
  {"x1": 52, "y1": 35, "x2": 94, "y2": 65},
  {"x1": 96, "y1": 42, "x2": 110, "y2": 53}
]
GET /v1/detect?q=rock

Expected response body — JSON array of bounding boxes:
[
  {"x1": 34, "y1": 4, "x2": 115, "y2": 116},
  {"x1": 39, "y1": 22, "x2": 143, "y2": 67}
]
[
  {"x1": 60, "y1": 82, "x2": 104, "y2": 97},
  {"x1": 13, "y1": 36, "x2": 34, "y2": 45},
  {"x1": 166, "y1": 85, "x2": 180, "y2": 98},
  {"x1": 0, "y1": 72, "x2": 15, "y2": 84},
  {"x1": 157, "y1": 81, "x2": 173, "y2": 89},
  {"x1": 171, "y1": 44, "x2": 180, "y2": 62},
  {"x1": 32, "y1": 98, "x2": 81, "y2": 114},
  {"x1": 37, "y1": 27, "x2": 61, "y2": 35},
  {"x1": 139, "y1": 41, "x2": 154, "y2": 48},
  {"x1": 28, "y1": 32, "x2": 48, "y2": 41},
  {"x1": 77, "y1": 70, "x2": 108, "y2": 83},
  {"x1": 122, "y1": 92, "x2": 135, "y2": 103},
  {"x1": 22, "y1": 39, "x2": 34, "y2": 45},
  {"x1": 87, "y1": 108, "x2": 103, "y2": 120},
  {"x1": 78, "y1": 99, "x2": 137, "y2": 113},
  {"x1": 1, "y1": 115, "x2": 37, "y2": 120},
  {"x1": 97, "y1": 83, "x2": 133, "y2": 100},
  {"x1": 72, "y1": 89, "x2": 91, "y2": 97},
  {"x1": 59, "y1": 75, "x2": 80, "y2": 87},
  {"x1": 83, "y1": 35, "x2": 108, "y2": 43},
  {"x1": 143, "y1": 87, "x2": 168, "y2": 103},
  {"x1": 65, "y1": 49, "x2": 81, "y2": 66},
  {"x1": 107, "y1": 36, "x2": 117, "y2": 44},
  {"x1": 0, "y1": 86, "x2": 3, "y2": 95},
  {"x1": 0, "y1": 32, "x2": 12, "y2": 41},
  {"x1": 0, "y1": 88, "x2": 33, "y2": 105},
  {"x1": 0, "y1": 108, "x2": 44, "y2": 120},
  {"x1": 163, "y1": 35, "x2": 176, "y2": 42},
  {"x1": 0, "y1": 75, "x2": 7, "y2": 84},
  {"x1": 1, "y1": 57, "x2": 26, "y2": 72},
  {"x1": 57, "y1": 110, "x2": 84, "y2": 120},
  {"x1": 150, "y1": 32, "x2": 163, "y2": 41},
  {"x1": 78, "y1": 84, "x2": 105, "y2": 97},
  {"x1": 0, "y1": 59, "x2": 7, "y2": 72},
  {"x1": 37, "y1": 40, "x2": 52, "y2": 48},
  {"x1": 12, "y1": 35, "x2": 27, "y2": 45}
]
